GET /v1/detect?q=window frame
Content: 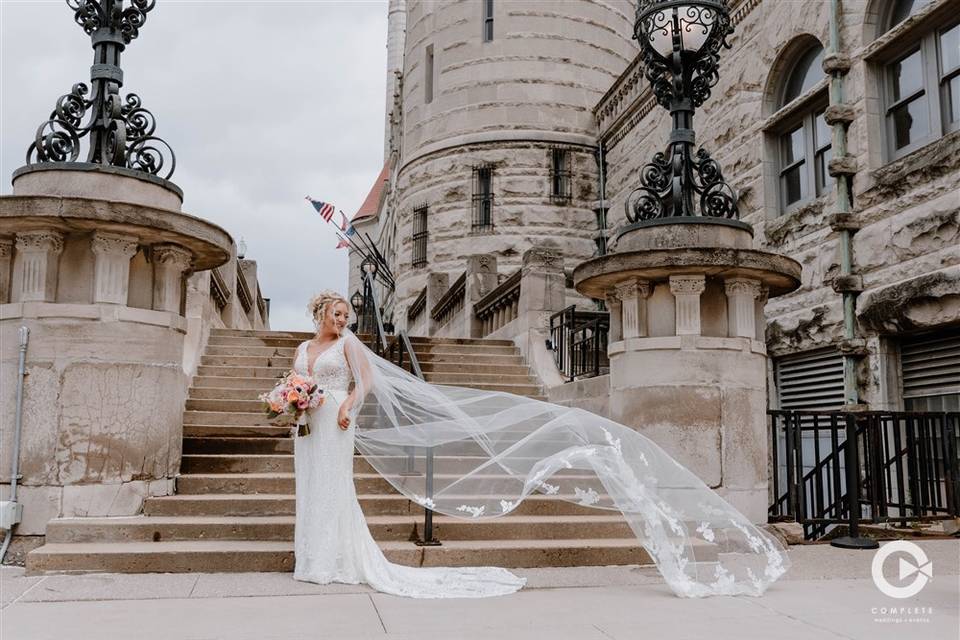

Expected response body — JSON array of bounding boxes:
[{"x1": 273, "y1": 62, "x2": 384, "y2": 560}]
[
  {"x1": 424, "y1": 44, "x2": 435, "y2": 104},
  {"x1": 878, "y1": 16, "x2": 960, "y2": 161},
  {"x1": 471, "y1": 165, "x2": 495, "y2": 233},
  {"x1": 482, "y1": 0, "x2": 494, "y2": 43},
  {"x1": 549, "y1": 147, "x2": 573, "y2": 204},
  {"x1": 411, "y1": 203, "x2": 428, "y2": 268},
  {"x1": 774, "y1": 96, "x2": 831, "y2": 215}
]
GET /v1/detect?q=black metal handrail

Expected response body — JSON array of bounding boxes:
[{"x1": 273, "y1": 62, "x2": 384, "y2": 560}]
[
  {"x1": 368, "y1": 282, "x2": 439, "y2": 547},
  {"x1": 769, "y1": 410, "x2": 960, "y2": 541},
  {"x1": 549, "y1": 305, "x2": 609, "y2": 381}
]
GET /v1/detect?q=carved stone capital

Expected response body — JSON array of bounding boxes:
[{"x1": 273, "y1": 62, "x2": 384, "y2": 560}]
[
  {"x1": 15, "y1": 230, "x2": 64, "y2": 254},
  {"x1": 153, "y1": 244, "x2": 193, "y2": 273},
  {"x1": 92, "y1": 232, "x2": 139, "y2": 259},
  {"x1": 724, "y1": 278, "x2": 761, "y2": 299},
  {"x1": 669, "y1": 275, "x2": 706, "y2": 297},
  {"x1": 614, "y1": 278, "x2": 651, "y2": 301},
  {"x1": 0, "y1": 238, "x2": 13, "y2": 259}
]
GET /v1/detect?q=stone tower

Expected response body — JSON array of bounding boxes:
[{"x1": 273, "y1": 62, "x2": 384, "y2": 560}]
[{"x1": 388, "y1": 0, "x2": 638, "y2": 325}]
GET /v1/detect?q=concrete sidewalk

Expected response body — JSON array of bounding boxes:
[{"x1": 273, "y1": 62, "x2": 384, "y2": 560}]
[{"x1": 1, "y1": 540, "x2": 957, "y2": 640}]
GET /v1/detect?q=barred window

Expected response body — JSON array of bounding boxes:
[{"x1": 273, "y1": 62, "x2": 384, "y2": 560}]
[
  {"x1": 471, "y1": 165, "x2": 494, "y2": 232},
  {"x1": 412, "y1": 204, "x2": 428, "y2": 268},
  {"x1": 550, "y1": 148, "x2": 572, "y2": 203},
  {"x1": 482, "y1": 0, "x2": 494, "y2": 42}
]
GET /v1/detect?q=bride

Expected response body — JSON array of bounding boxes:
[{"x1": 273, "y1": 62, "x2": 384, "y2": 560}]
[{"x1": 292, "y1": 291, "x2": 789, "y2": 599}]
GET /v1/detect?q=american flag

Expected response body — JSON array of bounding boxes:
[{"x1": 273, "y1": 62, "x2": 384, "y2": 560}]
[{"x1": 305, "y1": 196, "x2": 335, "y2": 222}]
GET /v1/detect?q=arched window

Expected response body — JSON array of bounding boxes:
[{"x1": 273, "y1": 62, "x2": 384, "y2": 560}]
[
  {"x1": 886, "y1": 0, "x2": 933, "y2": 32},
  {"x1": 879, "y1": 2, "x2": 959, "y2": 159},
  {"x1": 776, "y1": 43, "x2": 832, "y2": 213}
]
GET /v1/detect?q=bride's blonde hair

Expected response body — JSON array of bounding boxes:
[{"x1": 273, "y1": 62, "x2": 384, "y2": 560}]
[{"x1": 307, "y1": 290, "x2": 349, "y2": 329}]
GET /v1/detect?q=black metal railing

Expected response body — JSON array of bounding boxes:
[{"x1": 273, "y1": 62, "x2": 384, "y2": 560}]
[
  {"x1": 769, "y1": 410, "x2": 960, "y2": 541},
  {"x1": 368, "y1": 281, "x2": 439, "y2": 547},
  {"x1": 549, "y1": 305, "x2": 610, "y2": 381}
]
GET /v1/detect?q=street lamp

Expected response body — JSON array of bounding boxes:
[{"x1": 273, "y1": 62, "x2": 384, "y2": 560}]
[
  {"x1": 360, "y1": 257, "x2": 379, "y2": 279},
  {"x1": 625, "y1": 0, "x2": 740, "y2": 225},
  {"x1": 350, "y1": 290, "x2": 364, "y2": 313}
]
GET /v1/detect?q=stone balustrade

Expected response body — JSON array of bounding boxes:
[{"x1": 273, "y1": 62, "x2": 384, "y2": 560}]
[{"x1": 475, "y1": 269, "x2": 521, "y2": 338}]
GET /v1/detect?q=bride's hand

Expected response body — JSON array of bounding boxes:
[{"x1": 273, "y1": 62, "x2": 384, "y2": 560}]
[{"x1": 337, "y1": 404, "x2": 351, "y2": 430}]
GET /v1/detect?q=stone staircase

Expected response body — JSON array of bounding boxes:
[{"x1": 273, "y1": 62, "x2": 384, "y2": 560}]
[{"x1": 26, "y1": 329, "x2": 650, "y2": 574}]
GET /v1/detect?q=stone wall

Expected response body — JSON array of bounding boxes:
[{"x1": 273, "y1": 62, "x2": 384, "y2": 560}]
[{"x1": 597, "y1": 0, "x2": 960, "y2": 409}]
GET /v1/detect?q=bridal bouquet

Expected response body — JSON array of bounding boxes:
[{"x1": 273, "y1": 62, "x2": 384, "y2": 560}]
[{"x1": 259, "y1": 371, "x2": 325, "y2": 437}]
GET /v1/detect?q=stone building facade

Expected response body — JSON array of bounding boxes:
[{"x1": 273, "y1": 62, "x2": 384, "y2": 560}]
[{"x1": 354, "y1": 0, "x2": 959, "y2": 414}]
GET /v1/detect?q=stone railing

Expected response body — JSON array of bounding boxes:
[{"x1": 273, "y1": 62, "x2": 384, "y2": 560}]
[
  {"x1": 430, "y1": 272, "x2": 466, "y2": 328},
  {"x1": 475, "y1": 268, "x2": 521, "y2": 337},
  {"x1": 210, "y1": 267, "x2": 229, "y2": 311},
  {"x1": 256, "y1": 286, "x2": 268, "y2": 320},
  {"x1": 236, "y1": 269, "x2": 253, "y2": 313},
  {"x1": 407, "y1": 286, "x2": 427, "y2": 325}
]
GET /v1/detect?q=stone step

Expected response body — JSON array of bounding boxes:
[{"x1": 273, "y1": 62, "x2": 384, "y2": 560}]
[
  {"x1": 421, "y1": 372, "x2": 538, "y2": 386},
  {"x1": 204, "y1": 346, "x2": 298, "y2": 358},
  {"x1": 201, "y1": 355, "x2": 295, "y2": 368},
  {"x1": 209, "y1": 329, "x2": 313, "y2": 339},
  {"x1": 26, "y1": 538, "x2": 652, "y2": 574},
  {"x1": 144, "y1": 493, "x2": 606, "y2": 517},
  {"x1": 179, "y1": 449, "x2": 546, "y2": 473},
  {"x1": 189, "y1": 387, "x2": 275, "y2": 401},
  {"x1": 410, "y1": 352, "x2": 525, "y2": 365},
  {"x1": 44, "y1": 513, "x2": 634, "y2": 544},
  {"x1": 183, "y1": 425, "x2": 291, "y2": 438},
  {"x1": 175, "y1": 471, "x2": 594, "y2": 496}
]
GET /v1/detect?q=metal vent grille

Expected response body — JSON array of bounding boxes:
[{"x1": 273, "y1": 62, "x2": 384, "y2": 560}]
[
  {"x1": 901, "y1": 330, "x2": 960, "y2": 399},
  {"x1": 775, "y1": 348, "x2": 845, "y2": 410}
]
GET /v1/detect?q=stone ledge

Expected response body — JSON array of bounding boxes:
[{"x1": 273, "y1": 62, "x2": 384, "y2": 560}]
[
  {"x1": 0, "y1": 302, "x2": 188, "y2": 333},
  {"x1": 609, "y1": 335, "x2": 764, "y2": 356},
  {"x1": 0, "y1": 194, "x2": 232, "y2": 271},
  {"x1": 822, "y1": 52, "x2": 852, "y2": 75},
  {"x1": 828, "y1": 155, "x2": 858, "y2": 177}
]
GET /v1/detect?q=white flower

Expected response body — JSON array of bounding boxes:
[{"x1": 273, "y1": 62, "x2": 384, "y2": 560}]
[
  {"x1": 696, "y1": 521, "x2": 715, "y2": 542},
  {"x1": 538, "y1": 481, "x2": 560, "y2": 495},
  {"x1": 499, "y1": 499, "x2": 518, "y2": 513},
  {"x1": 574, "y1": 487, "x2": 600, "y2": 506},
  {"x1": 413, "y1": 494, "x2": 435, "y2": 509},
  {"x1": 456, "y1": 504, "x2": 485, "y2": 518}
]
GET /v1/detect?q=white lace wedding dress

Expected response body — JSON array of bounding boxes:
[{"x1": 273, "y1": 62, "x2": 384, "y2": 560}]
[{"x1": 291, "y1": 336, "x2": 527, "y2": 598}]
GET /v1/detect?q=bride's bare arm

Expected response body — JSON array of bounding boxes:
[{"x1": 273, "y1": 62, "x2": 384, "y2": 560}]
[{"x1": 341, "y1": 334, "x2": 374, "y2": 415}]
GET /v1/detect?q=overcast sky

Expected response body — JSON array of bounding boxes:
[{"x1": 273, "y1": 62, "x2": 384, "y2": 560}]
[{"x1": 0, "y1": 0, "x2": 388, "y2": 331}]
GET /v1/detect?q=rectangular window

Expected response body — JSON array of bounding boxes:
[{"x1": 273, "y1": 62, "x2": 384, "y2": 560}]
[
  {"x1": 813, "y1": 111, "x2": 833, "y2": 196},
  {"x1": 886, "y1": 47, "x2": 930, "y2": 153},
  {"x1": 939, "y1": 23, "x2": 960, "y2": 132},
  {"x1": 483, "y1": 0, "x2": 494, "y2": 42},
  {"x1": 779, "y1": 125, "x2": 807, "y2": 209},
  {"x1": 550, "y1": 148, "x2": 572, "y2": 203},
  {"x1": 471, "y1": 165, "x2": 494, "y2": 232},
  {"x1": 412, "y1": 204, "x2": 428, "y2": 268},
  {"x1": 424, "y1": 44, "x2": 434, "y2": 104}
]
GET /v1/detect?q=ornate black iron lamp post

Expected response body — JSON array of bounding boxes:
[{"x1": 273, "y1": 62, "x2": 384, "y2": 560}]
[
  {"x1": 626, "y1": 0, "x2": 739, "y2": 225},
  {"x1": 25, "y1": 0, "x2": 175, "y2": 179}
]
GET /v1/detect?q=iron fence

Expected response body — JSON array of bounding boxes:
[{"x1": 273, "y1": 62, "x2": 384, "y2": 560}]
[
  {"x1": 769, "y1": 410, "x2": 960, "y2": 540},
  {"x1": 549, "y1": 305, "x2": 609, "y2": 381}
]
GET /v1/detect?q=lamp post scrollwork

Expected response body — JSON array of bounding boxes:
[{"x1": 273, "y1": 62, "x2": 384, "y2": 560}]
[
  {"x1": 625, "y1": 0, "x2": 739, "y2": 225},
  {"x1": 26, "y1": 0, "x2": 175, "y2": 180}
]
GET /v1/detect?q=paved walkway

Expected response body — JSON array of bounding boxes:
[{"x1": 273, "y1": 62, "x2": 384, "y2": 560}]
[{"x1": 1, "y1": 540, "x2": 957, "y2": 640}]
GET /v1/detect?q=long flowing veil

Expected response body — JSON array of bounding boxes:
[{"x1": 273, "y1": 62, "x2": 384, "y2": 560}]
[{"x1": 342, "y1": 331, "x2": 789, "y2": 597}]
